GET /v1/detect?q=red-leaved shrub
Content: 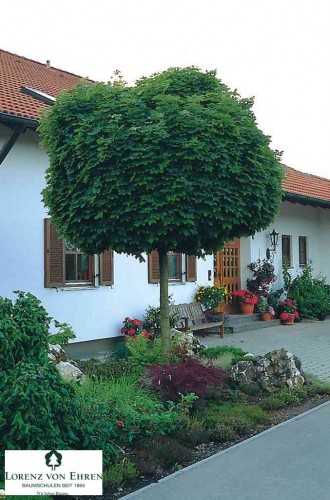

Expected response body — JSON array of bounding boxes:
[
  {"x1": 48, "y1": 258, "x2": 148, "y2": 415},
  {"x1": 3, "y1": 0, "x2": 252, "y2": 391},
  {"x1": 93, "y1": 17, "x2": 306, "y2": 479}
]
[{"x1": 146, "y1": 357, "x2": 228, "y2": 402}]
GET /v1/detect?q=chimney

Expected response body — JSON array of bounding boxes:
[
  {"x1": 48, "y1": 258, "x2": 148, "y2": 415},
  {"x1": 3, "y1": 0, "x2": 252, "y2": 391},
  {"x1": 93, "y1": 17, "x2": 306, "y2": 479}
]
[{"x1": 46, "y1": 60, "x2": 51, "y2": 69}]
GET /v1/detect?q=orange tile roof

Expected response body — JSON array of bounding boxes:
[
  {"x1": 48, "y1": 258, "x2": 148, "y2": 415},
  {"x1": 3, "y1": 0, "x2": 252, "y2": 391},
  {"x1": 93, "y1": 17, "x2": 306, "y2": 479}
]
[
  {"x1": 283, "y1": 165, "x2": 330, "y2": 204},
  {"x1": 0, "y1": 49, "x2": 84, "y2": 122},
  {"x1": 1, "y1": 50, "x2": 330, "y2": 206}
]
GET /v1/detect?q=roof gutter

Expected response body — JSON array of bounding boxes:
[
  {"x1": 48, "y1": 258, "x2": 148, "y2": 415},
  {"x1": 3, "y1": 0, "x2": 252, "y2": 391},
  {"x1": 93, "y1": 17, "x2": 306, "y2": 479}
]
[
  {"x1": 0, "y1": 112, "x2": 38, "y2": 130},
  {"x1": 284, "y1": 191, "x2": 330, "y2": 209}
]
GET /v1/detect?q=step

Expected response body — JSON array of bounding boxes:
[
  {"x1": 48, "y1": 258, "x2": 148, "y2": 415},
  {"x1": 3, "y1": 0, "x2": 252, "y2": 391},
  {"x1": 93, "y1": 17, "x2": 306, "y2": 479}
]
[
  {"x1": 231, "y1": 319, "x2": 281, "y2": 333},
  {"x1": 224, "y1": 313, "x2": 281, "y2": 334}
]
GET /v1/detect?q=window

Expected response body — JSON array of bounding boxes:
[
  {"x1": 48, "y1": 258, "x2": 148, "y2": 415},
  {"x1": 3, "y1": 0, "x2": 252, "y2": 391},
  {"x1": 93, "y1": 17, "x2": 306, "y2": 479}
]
[
  {"x1": 65, "y1": 242, "x2": 93, "y2": 284},
  {"x1": 282, "y1": 235, "x2": 292, "y2": 267},
  {"x1": 148, "y1": 251, "x2": 197, "y2": 283},
  {"x1": 299, "y1": 236, "x2": 307, "y2": 266},
  {"x1": 168, "y1": 252, "x2": 182, "y2": 281},
  {"x1": 44, "y1": 219, "x2": 114, "y2": 287}
]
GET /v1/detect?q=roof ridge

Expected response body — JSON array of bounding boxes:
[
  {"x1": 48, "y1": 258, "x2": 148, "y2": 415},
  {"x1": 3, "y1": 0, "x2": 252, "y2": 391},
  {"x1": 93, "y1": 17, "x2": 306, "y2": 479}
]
[
  {"x1": 0, "y1": 48, "x2": 88, "y2": 81},
  {"x1": 282, "y1": 163, "x2": 330, "y2": 183}
]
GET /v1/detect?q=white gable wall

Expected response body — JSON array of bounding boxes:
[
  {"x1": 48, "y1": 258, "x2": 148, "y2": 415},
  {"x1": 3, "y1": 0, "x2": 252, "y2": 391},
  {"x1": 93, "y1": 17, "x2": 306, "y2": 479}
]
[
  {"x1": 0, "y1": 126, "x2": 213, "y2": 342},
  {"x1": 240, "y1": 201, "x2": 330, "y2": 291}
]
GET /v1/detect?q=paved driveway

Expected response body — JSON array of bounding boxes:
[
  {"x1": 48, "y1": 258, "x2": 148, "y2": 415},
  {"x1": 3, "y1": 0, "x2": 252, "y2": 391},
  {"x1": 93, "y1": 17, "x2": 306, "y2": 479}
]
[
  {"x1": 203, "y1": 319, "x2": 330, "y2": 380},
  {"x1": 122, "y1": 401, "x2": 330, "y2": 500}
]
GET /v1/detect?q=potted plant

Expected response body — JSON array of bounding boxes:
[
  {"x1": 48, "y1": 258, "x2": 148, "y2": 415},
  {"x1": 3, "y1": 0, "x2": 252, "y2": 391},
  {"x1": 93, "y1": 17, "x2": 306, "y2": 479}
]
[
  {"x1": 278, "y1": 298, "x2": 299, "y2": 325},
  {"x1": 194, "y1": 285, "x2": 227, "y2": 320},
  {"x1": 254, "y1": 296, "x2": 275, "y2": 321},
  {"x1": 232, "y1": 290, "x2": 259, "y2": 314}
]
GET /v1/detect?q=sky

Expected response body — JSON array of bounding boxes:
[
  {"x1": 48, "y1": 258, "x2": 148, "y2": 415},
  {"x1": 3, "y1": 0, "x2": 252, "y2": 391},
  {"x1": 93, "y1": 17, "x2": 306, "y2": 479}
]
[{"x1": 2, "y1": 0, "x2": 330, "y2": 178}]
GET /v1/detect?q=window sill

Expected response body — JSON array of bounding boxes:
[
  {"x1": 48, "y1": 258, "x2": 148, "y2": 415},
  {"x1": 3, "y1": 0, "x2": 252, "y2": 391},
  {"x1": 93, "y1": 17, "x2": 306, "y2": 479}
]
[{"x1": 61, "y1": 286, "x2": 100, "y2": 291}]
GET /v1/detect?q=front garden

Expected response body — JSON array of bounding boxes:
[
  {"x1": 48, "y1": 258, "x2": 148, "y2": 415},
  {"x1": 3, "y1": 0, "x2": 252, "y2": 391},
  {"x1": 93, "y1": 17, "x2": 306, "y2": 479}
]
[{"x1": 1, "y1": 292, "x2": 330, "y2": 499}]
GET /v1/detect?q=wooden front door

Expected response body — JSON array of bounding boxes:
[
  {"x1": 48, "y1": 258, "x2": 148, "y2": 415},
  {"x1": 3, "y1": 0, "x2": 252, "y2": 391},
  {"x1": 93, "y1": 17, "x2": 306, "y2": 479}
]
[{"x1": 214, "y1": 238, "x2": 241, "y2": 313}]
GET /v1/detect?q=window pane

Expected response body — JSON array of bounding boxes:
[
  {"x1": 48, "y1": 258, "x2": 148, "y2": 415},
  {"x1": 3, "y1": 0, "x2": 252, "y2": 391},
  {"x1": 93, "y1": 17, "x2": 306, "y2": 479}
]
[
  {"x1": 65, "y1": 254, "x2": 75, "y2": 281},
  {"x1": 168, "y1": 254, "x2": 179, "y2": 280},
  {"x1": 77, "y1": 254, "x2": 90, "y2": 281},
  {"x1": 282, "y1": 235, "x2": 291, "y2": 267},
  {"x1": 299, "y1": 236, "x2": 307, "y2": 266}
]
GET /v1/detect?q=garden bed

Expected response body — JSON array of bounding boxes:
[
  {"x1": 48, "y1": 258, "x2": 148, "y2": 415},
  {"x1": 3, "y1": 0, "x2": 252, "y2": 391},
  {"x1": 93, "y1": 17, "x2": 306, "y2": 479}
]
[{"x1": 76, "y1": 393, "x2": 330, "y2": 500}]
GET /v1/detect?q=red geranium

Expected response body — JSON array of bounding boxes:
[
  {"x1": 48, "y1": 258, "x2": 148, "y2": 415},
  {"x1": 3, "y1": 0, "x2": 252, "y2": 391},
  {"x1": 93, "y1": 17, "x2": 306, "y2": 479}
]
[{"x1": 232, "y1": 290, "x2": 259, "y2": 305}]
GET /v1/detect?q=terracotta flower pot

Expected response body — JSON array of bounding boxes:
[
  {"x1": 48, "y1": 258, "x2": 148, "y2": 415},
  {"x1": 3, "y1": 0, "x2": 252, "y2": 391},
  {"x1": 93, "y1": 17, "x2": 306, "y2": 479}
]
[
  {"x1": 281, "y1": 313, "x2": 295, "y2": 325},
  {"x1": 239, "y1": 302, "x2": 255, "y2": 315},
  {"x1": 261, "y1": 312, "x2": 272, "y2": 321}
]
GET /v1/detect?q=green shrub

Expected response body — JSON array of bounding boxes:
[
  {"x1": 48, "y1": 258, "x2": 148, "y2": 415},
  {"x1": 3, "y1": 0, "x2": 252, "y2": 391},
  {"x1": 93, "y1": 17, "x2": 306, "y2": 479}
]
[
  {"x1": 201, "y1": 345, "x2": 248, "y2": 360},
  {"x1": 238, "y1": 383, "x2": 262, "y2": 396},
  {"x1": 134, "y1": 435, "x2": 193, "y2": 470},
  {"x1": 305, "y1": 373, "x2": 330, "y2": 396},
  {"x1": 284, "y1": 266, "x2": 330, "y2": 319},
  {"x1": 77, "y1": 376, "x2": 182, "y2": 444},
  {"x1": 208, "y1": 423, "x2": 237, "y2": 443},
  {"x1": 103, "y1": 459, "x2": 138, "y2": 487},
  {"x1": 260, "y1": 387, "x2": 309, "y2": 410},
  {"x1": 200, "y1": 402, "x2": 271, "y2": 429},
  {"x1": 76, "y1": 357, "x2": 143, "y2": 379},
  {"x1": 143, "y1": 303, "x2": 180, "y2": 336},
  {"x1": 126, "y1": 334, "x2": 166, "y2": 367}
]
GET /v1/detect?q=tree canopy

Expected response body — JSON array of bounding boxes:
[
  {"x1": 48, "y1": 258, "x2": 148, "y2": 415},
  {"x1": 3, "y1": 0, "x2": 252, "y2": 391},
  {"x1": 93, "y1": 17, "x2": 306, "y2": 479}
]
[{"x1": 40, "y1": 67, "x2": 283, "y2": 259}]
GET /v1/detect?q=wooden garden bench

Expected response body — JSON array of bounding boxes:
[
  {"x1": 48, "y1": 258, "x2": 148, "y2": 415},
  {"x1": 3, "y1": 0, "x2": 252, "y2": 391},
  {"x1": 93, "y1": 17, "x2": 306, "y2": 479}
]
[{"x1": 170, "y1": 302, "x2": 224, "y2": 338}]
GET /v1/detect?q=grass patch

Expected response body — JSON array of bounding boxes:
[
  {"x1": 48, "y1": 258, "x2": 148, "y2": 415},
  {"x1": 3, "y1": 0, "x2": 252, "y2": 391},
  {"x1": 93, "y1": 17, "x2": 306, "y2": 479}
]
[
  {"x1": 260, "y1": 387, "x2": 309, "y2": 410},
  {"x1": 305, "y1": 373, "x2": 330, "y2": 396},
  {"x1": 201, "y1": 345, "x2": 247, "y2": 360},
  {"x1": 199, "y1": 401, "x2": 272, "y2": 429}
]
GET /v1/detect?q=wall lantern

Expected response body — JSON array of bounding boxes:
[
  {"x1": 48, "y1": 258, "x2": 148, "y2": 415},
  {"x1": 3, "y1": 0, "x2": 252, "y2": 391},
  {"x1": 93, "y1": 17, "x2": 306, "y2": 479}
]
[{"x1": 266, "y1": 229, "x2": 279, "y2": 259}]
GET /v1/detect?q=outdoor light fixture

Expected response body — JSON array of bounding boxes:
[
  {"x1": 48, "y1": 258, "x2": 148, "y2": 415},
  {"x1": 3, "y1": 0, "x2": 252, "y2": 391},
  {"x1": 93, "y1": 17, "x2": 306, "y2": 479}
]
[{"x1": 266, "y1": 229, "x2": 279, "y2": 259}]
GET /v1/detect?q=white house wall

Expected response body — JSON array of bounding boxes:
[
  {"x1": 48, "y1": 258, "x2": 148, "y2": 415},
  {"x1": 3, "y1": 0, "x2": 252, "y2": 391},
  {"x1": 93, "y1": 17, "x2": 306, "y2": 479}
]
[
  {"x1": 241, "y1": 201, "x2": 330, "y2": 291},
  {"x1": 0, "y1": 127, "x2": 213, "y2": 342}
]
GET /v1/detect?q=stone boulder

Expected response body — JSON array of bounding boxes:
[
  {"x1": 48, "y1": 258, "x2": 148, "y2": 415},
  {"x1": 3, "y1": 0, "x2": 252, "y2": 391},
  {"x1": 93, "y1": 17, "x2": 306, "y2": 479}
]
[
  {"x1": 48, "y1": 344, "x2": 85, "y2": 382},
  {"x1": 230, "y1": 348, "x2": 305, "y2": 392},
  {"x1": 170, "y1": 329, "x2": 206, "y2": 356}
]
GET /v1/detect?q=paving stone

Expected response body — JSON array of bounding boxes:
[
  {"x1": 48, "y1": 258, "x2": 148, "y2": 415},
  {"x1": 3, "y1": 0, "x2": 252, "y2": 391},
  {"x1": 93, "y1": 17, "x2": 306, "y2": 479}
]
[{"x1": 204, "y1": 319, "x2": 330, "y2": 381}]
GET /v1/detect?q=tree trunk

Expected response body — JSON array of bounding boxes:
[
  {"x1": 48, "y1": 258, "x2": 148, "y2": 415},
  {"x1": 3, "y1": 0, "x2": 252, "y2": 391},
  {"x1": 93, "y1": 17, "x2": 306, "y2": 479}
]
[{"x1": 159, "y1": 249, "x2": 170, "y2": 354}]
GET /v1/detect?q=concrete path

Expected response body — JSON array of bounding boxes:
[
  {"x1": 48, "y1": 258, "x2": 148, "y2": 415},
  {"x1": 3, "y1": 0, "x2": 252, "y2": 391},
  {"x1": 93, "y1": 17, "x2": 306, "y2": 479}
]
[
  {"x1": 121, "y1": 401, "x2": 330, "y2": 500},
  {"x1": 203, "y1": 319, "x2": 330, "y2": 380}
]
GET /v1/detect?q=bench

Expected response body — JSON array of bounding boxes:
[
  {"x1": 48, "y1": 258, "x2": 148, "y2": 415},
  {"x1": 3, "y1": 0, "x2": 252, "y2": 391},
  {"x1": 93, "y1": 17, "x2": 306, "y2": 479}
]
[{"x1": 170, "y1": 302, "x2": 224, "y2": 338}]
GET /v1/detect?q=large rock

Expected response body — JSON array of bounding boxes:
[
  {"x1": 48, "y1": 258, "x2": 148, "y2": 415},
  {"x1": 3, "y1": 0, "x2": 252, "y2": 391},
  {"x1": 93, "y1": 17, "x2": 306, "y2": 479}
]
[
  {"x1": 48, "y1": 344, "x2": 85, "y2": 382},
  {"x1": 170, "y1": 329, "x2": 206, "y2": 355},
  {"x1": 230, "y1": 348, "x2": 305, "y2": 392}
]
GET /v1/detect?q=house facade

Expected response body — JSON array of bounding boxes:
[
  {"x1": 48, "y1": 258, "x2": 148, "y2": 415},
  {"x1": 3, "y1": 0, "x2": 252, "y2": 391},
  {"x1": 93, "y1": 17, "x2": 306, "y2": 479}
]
[{"x1": 1, "y1": 49, "x2": 330, "y2": 344}]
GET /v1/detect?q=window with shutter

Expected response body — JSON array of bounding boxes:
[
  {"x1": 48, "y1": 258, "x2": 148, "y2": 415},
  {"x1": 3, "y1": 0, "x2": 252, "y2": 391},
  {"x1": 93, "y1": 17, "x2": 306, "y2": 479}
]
[
  {"x1": 148, "y1": 251, "x2": 194, "y2": 283},
  {"x1": 44, "y1": 219, "x2": 114, "y2": 288}
]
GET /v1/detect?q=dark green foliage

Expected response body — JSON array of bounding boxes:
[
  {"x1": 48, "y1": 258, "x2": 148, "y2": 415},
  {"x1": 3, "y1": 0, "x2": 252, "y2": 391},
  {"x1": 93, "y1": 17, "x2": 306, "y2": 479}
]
[
  {"x1": 103, "y1": 459, "x2": 138, "y2": 487},
  {"x1": 246, "y1": 259, "x2": 276, "y2": 296},
  {"x1": 171, "y1": 427, "x2": 211, "y2": 448},
  {"x1": 201, "y1": 345, "x2": 248, "y2": 359},
  {"x1": 143, "y1": 303, "x2": 179, "y2": 336},
  {"x1": 260, "y1": 387, "x2": 309, "y2": 410},
  {"x1": 76, "y1": 357, "x2": 142, "y2": 379},
  {"x1": 39, "y1": 67, "x2": 283, "y2": 259},
  {"x1": 283, "y1": 266, "x2": 330, "y2": 319},
  {"x1": 0, "y1": 292, "x2": 51, "y2": 369},
  {"x1": 134, "y1": 435, "x2": 193, "y2": 473},
  {"x1": 207, "y1": 423, "x2": 238, "y2": 443},
  {"x1": 238, "y1": 383, "x2": 262, "y2": 396}
]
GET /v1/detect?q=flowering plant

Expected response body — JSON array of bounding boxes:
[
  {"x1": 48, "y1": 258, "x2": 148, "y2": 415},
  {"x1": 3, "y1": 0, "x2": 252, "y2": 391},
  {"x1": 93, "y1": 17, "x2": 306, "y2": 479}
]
[
  {"x1": 121, "y1": 317, "x2": 152, "y2": 339},
  {"x1": 194, "y1": 285, "x2": 227, "y2": 311},
  {"x1": 254, "y1": 295, "x2": 275, "y2": 315},
  {"x1": 247, "y1": 259, "x2": 276, "y2": 297},
  {"x1": 279, "y1": 297, "x2": 299, "y2": 321},
  {"x1": 232, "y1": 290, "x2": 259, "y2": 305}
]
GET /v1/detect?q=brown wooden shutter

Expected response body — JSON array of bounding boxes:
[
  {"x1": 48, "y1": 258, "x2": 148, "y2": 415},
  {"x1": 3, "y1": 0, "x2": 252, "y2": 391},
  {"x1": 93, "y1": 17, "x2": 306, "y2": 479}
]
[
  {"x1": 100, "y1": 250, "x2": 114, "y2": 285},
  {"x1": 148, "y1": 250, "x2": 160, "y2": 283},
  {"x1": 44, "y1": 219, "x2": 65, "y2": 287},
  {"x1": 186, "y1": 255, "x2": 197, "y2": 282}
]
